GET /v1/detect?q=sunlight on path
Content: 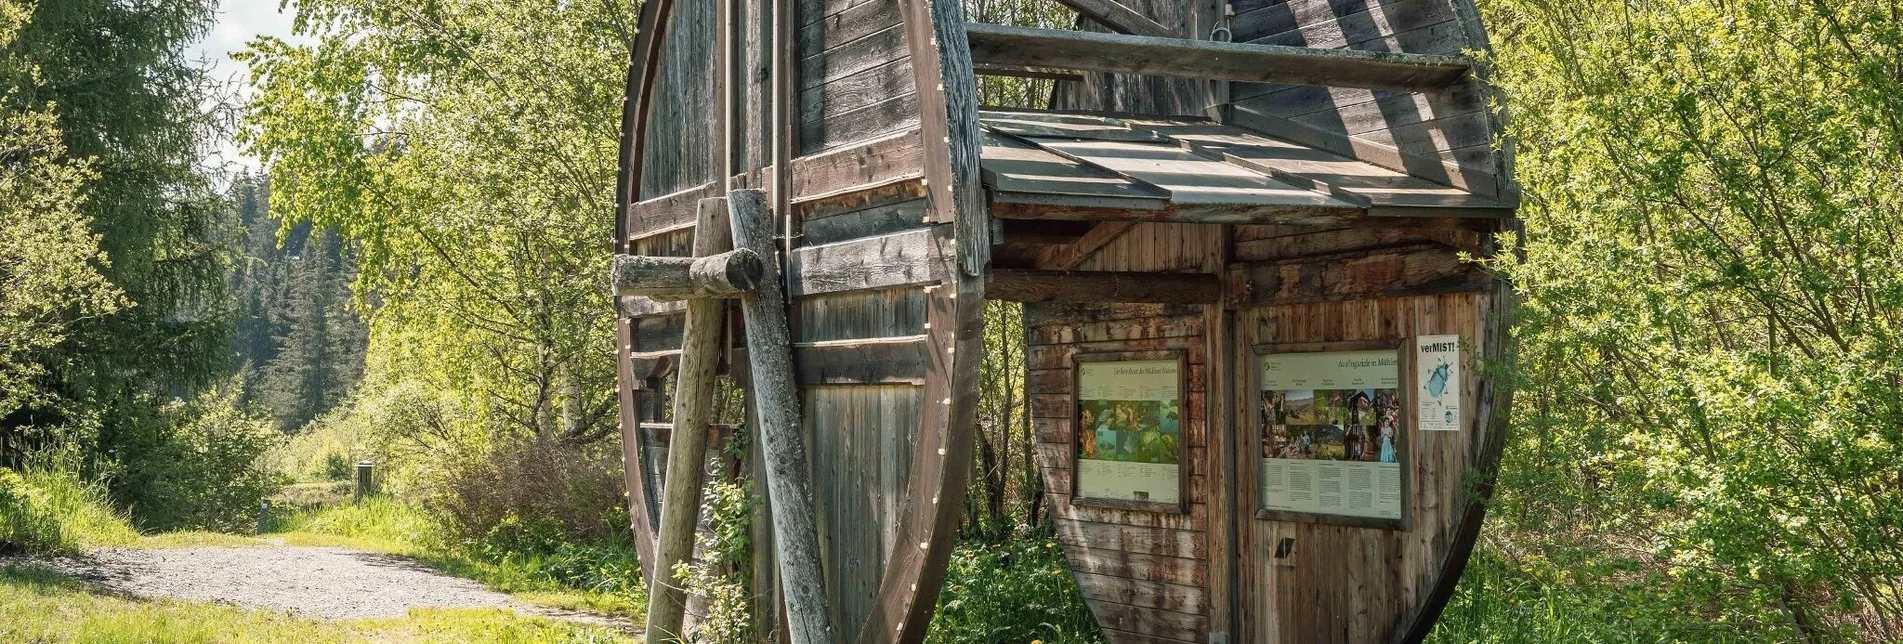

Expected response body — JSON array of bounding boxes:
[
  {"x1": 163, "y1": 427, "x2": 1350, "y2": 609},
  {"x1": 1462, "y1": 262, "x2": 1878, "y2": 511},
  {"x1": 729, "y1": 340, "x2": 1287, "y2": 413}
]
[{"x1": 29, "y1": 543, "x2": 623, "y2": 629}]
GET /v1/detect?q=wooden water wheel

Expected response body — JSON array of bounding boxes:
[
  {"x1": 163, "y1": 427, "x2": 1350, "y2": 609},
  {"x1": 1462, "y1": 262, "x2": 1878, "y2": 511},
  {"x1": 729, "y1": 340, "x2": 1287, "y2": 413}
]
[{"x1": 611, "y1": 0, "x2": 1518, "y2": 641}]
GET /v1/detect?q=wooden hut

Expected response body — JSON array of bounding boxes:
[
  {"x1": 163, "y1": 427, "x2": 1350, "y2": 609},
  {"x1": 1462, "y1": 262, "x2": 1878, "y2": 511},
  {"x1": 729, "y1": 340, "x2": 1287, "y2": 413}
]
[{"x1": 611, "y1": 0, "x2": 1518, "y2": 642}]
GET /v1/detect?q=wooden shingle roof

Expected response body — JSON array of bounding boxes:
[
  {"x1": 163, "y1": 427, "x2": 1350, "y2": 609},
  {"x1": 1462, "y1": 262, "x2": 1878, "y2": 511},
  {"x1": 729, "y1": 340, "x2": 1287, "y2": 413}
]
[{"x1": 978, "y1": 109, "x2": 1515, "y2": 221}]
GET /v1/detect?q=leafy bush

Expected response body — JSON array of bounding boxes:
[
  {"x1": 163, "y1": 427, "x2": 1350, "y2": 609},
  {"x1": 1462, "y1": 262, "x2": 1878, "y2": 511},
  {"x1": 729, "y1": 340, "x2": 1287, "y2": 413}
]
[
  {"x1": 926, "y1": 535, "x2": 1103, "y2": 644},
  {"x1": 322, "y1": 453, "x2": 352, "y2": 481},
  {"x1": 118, "y1": 387, "x2": 290, "y2": 533},
  {"x1": 429, "y1": 433, "x2": 626, "y2": 551}
]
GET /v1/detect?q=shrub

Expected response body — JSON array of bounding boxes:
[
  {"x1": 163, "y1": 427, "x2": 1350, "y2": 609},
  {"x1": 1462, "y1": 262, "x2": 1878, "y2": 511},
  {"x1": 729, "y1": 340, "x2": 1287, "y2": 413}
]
[
  {"x1": 323, "y1": 453, "x2": 352, "y2": 481},
  {"x1": 428, "y1": 433, "x2": 627, "y2": 552},
  {"x1": 124, "y1": 388, "x2": 290, "y2": 532}
]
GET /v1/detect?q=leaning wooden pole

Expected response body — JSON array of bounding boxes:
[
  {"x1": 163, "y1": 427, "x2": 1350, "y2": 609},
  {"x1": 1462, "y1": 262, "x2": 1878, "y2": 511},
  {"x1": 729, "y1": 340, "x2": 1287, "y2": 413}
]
[
  {"x1": 641, "y1": 198, "x2": 733, "y2": 644},
  {"x1": 726, "y1": 189, "x2": 834, "y2": 644}
]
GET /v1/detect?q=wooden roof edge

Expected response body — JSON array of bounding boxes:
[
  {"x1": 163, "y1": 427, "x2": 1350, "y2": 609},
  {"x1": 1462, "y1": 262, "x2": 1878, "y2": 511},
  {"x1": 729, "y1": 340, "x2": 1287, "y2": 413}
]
[{"x1": 1227, "y1": 104, "x2": 1507, "y2": 200}]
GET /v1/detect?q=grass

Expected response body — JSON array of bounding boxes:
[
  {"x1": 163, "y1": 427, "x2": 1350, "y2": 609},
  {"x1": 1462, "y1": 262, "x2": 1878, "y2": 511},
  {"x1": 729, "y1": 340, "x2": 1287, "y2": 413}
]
[
  {"x1": 0, "y1": 562, "x2": 631, "y2": 643},
  {"x1": 265, "y1": 497, "x2": 648, "y2": 619},
  {"x1": 1427, "y1": 535, "x2": 1791, "y2": 644},
  {"x1": 1, "y1": 465, "x2": 141, "y2": 553},
  {"x1": 925, "y1": 534, "x2": 1104, "y2": 644}
]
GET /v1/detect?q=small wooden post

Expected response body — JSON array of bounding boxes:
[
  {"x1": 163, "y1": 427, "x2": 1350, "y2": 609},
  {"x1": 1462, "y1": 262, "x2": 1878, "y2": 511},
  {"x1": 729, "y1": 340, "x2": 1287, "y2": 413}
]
[
  {"x1": 354, "y1": 460, "x2": 373, "y2": 504},
  {"x1": 726, "y1": 189, "x2": 834, "y2": 644},
  {"x1": 643, "y1": 198, "x2": 733, "y2": 644}
]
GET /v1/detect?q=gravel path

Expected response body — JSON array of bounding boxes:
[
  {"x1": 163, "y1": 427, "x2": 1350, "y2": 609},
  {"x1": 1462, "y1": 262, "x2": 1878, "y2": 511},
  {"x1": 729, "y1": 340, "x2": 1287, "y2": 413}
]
[{"x1": 18, "y1": 542, "x2": 623, "y2": 627}]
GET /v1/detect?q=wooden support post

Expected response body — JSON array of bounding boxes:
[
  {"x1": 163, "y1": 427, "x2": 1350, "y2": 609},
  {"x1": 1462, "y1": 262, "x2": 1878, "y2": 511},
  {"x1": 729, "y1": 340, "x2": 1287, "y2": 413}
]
[
  {"x1": 726, "y1": 189, "x2": 834, "y2": 644},
  {"x1": 643, "y1": 198, "x2": 734, "y2": 644},
  {"x1": 611, "y1": 248, "x2": 763, "y2": 300}
]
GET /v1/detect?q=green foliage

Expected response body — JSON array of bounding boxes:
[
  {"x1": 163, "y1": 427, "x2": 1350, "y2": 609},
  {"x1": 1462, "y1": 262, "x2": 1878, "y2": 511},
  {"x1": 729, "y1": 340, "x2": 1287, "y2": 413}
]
[
  {"x1": 1473, "y1": 0, "x2": 1903, "y2": 639},
  {"x1": 673, "y1": 436, "x2": 759, "y2": 644},
  {"x1": 0, "y1": 459, "x2": 139, "y2": 555},
  {"x1": 0, "y1": 83, "x2": 122, "y2": 425},
  {"x1": 121, "y1": 387, "x2": 290, "y2": 533},
  {"x1": 229, "y1": 175, "x2": 368, "y2": 433},
  {"x1": 1, "y1": 0, "x2": 251, "y2": 539},
  {"x1": 1431, "y1": 539, "x2": 1786, "y2": 643},
  {"x1": 240, "y1": 0, "x2": 636, "y2": 455},
  {"x1": 429, "y1": 433, "x2": 628, "y2": 551},
  {"x1": 925, "y1": 536, "x2": 1103, "y2": 644}
]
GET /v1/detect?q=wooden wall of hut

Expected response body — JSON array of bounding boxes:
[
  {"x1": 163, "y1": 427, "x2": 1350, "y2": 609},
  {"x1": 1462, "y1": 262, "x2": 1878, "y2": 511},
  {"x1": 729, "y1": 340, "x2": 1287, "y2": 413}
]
[{"x1": 1026, "y1": 222, "x2": 1509, "y2": 644}]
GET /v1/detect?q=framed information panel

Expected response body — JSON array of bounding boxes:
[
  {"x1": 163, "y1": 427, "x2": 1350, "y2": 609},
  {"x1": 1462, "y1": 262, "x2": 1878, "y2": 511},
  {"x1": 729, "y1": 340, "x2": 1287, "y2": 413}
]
[
  {"x1": 1071, "y1": 351, "x2": 1188, "y2": 513},
  {"x1": 1255, "y1": 341, "x2": 1409, "y2": 529}
]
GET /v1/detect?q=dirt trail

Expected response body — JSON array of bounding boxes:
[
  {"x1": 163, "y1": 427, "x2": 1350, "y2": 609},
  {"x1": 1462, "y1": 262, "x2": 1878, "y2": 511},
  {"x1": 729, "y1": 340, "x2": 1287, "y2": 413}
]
[{"x1": 19, "y1": 542, "x2": 624, "y2": 628}]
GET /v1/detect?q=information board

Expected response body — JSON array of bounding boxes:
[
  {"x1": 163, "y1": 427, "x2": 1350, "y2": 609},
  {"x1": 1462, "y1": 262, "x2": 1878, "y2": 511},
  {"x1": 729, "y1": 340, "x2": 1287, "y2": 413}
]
[
  {"x1": 1075, "y1": 357, "x2": 1182, "y2": 506},
  {"x1": 1258, "y1": 348, "x2": 1404, "y2": 522}
]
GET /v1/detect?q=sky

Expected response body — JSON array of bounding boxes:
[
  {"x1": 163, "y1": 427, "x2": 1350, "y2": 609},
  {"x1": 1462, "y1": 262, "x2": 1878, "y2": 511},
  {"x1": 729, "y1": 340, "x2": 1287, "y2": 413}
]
[{"x1": 189, "y1": 0, "x2": 309, "y2": 173}]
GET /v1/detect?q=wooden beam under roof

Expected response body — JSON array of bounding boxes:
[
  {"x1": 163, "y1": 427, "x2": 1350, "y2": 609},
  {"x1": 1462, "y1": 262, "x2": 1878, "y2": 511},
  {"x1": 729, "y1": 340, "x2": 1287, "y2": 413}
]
[
  {"x1": 986, "y1": 269, "x2": 1222, "y2": 304},
  {"x1": 1049, "y1": 0, "x2": 1173, "y2": 37},
  {"x1": 965, "y1": 22, "x2": 1472, "y2": 92}
]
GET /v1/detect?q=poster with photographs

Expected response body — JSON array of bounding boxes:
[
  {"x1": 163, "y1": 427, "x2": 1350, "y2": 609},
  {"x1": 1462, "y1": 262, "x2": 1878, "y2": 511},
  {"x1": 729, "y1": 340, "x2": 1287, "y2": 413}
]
[
  {"x1": 1258, "y1": 349, "x2": 1404, "y2": 521},
  {"x1": 1075, "y1": 358, "x2": 1181, "y2": 505}
]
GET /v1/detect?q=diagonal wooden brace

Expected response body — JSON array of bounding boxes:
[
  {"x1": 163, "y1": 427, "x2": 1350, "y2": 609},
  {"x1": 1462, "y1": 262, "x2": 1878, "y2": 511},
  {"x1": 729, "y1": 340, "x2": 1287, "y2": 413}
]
[
  {"x1": 726, "y1": 189, "x2": 835, "y2": 644},
  {"x1": 640, "y1": 197, "x2": 734, "y2": 644}
]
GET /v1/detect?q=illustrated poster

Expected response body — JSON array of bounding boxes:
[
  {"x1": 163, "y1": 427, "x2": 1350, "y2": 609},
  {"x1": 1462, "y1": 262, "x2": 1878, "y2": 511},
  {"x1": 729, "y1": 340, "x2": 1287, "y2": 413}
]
[
  {"x1": 1415, "y1": 335, "x2": 1462, "y2": 432},
  {"x1": 1076, "y1": 359, "x2": 1181, "y2": 505},
  {"x1": 1258, "y1": 350, "x2": 1403, "y2": 520}
]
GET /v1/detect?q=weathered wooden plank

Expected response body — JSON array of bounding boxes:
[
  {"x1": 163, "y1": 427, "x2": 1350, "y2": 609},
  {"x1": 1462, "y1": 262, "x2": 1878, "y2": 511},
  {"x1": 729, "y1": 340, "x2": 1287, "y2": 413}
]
[
  {"x1": 978, "y1": 130, "x2": 1170, "y2": 204},
  {"x1": 793, "y1": 337, "x2": 929, "y2": 384},
  {"x1": 1051, "y1": 0, "x2": 1174, "y2": 37},
  {"x1": 1034, "y1": 221, "x2": 1138, "y2": 270},
  {"x1": 1084, "y1": 600, "x2": 1209, "y2": 643},
  {"x1": 1072, "y1": 572, "x2": 1208, "y2": 614},
  {"x1": 628, "y1": 182, "x2": 719, "y2": 241},
  {"x1": 787, "y1": 228, "x2": 944, "y2": 296},
  {"x1": 790, "y1": 129, "x2": 925, "y2": 201},
  {"x1": 1233, "y1": 227, "x2": 1486, "y2": 263},
  {"x1": 986, "y1": 269, "x2": 1221, "y2": 305},
  {"x1": 965, "y1": 23, "x2": 1470, "y2": 92},
  {"x1": 1232, "y1": 0, "x2": 1455, "y2": 49},
  {"x1": 800, "y1": 91, "x2": 922, "y2": 153},
  {"x1": 800, "y1": 23, "x2": 907, "y2": 89},
  {"x1": 801, "y1": 198, "x2": 930, "y2": 247},
  {"x1": 796, "y1": 287, "x2": 928, "y2": 342},
  {"x1": 1230, "y1": 104, "x2": 1500, "y2": 198},
  {"x1": 988, "y1": 199, "x2": 1368, "y2": 227},
  {"x1": 1064, "y1": 545, "x2": 1207, "y2": 587},
  {"x1": 642, "y1": 198, "x2": 733, "y2": 643},
  {"x1": 794, "y1": 177, "x2": 927, "y2": 221},
  {"x1": 798, "y1": 0, "x2": 903, "y2": 58},
  {"x1": 798, "y1": 57, "x2": 917, "y2": 130},
  {"x1": 803, "y1": 384, "x2": 922, "y2": 636},
  {"x1": 1099, "y1": 625, "x2": 1202, "y2": 644},
  {"x1": 1056, "y1": 520, "x2": 1206, "y2": 560},
  {"x1": 1225, "y1": 244, "x2": 1494, "y2": 307}
]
